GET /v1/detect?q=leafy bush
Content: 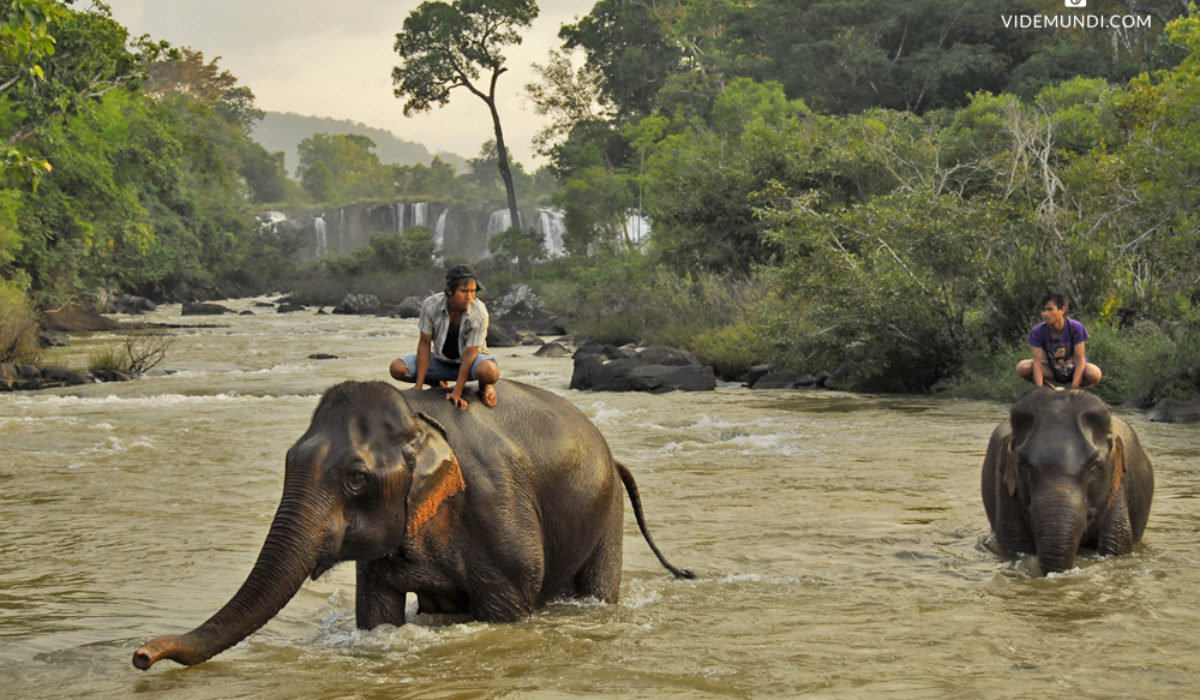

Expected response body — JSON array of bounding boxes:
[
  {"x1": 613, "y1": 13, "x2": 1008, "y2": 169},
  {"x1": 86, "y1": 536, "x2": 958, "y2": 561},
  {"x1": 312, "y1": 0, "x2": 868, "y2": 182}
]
[
  {"x1": 553, "y1": 252, "x2": 768, "y2": 375},
  {"x1": 688, "y1": 318, "x2": 773, "y2": 380},
  {"x1": 0, "y1": 280, "x2": 40, "y2": 364},
  {"x1": 943, "y1": 340, "x2": 1032, "y2": 403},
  {"x1": 87, "y1": 346, "x2": 127, "y2": 372},
  {"x1": 1087, "y1": 322, "x2": 1200, "y2": 407}
]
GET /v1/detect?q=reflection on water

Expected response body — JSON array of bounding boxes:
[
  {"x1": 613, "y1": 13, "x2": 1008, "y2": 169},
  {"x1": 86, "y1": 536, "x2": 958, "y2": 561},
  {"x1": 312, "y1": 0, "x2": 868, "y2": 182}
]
[{"x1": 2, "y1": 296, "x2": 1199, "y2": 697}]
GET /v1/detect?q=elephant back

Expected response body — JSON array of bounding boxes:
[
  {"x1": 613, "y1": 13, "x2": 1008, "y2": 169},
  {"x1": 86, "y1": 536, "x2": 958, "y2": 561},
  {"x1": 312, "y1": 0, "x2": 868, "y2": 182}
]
[{"x1": 401, "y1": 379, "x2": 614, "y2": 485}]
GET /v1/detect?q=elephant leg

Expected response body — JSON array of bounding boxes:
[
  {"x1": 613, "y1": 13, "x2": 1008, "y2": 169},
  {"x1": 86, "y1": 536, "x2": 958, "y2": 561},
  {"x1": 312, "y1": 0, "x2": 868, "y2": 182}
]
[
  {"x1": 1097, "y1": 494, "x2": 1134, "y2": 556},
  {"x1": 573, "y1": 516, "x2": 623, "y2": 603},
  {"x1": 470, "y1": 587, "x2": 537, "y2": 622},
  {"x1": 467, "y1": 560, "x2": 542, "y2": 623},
  {"x1": 356, "y1": 560, "x2": 407, "y2": 629}
]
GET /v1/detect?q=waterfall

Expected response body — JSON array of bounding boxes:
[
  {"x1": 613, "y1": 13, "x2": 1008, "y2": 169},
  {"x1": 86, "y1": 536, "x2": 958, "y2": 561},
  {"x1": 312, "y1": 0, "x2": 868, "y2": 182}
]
[
  {"x1": 433, "y1": 208, "x2": 448, "y2": 264},
  {"x1": 414, "y1": 202, "x2": 429, "y2": 228},
  {"x1": 314, "y1": 215, "x2": 327, "y2": 259},
  {"x1": 537, "y1": 208, "x2": 566, "y2": 257},
  {"x1": 625, "y1": 212, "x2": 651, "y2": 246},
  {"x1": 487, "y1": 209, "x2": 512, "y2": 237},
  {"x1": 393, "y1": 203, "x2": 404, "y2": 231},
  {"x1": 434, "y1": 209, "x2": 447, "y2": 248}
]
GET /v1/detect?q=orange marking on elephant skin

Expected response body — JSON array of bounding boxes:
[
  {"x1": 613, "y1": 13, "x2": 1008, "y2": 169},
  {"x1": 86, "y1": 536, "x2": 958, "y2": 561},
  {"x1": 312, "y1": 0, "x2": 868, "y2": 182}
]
[
  {"x1": 406, "y1": 458, "x2": 466, "y2": 537},
  {"x1": 1104, "y1": 436, "x2": 1127, "y2": 515}
]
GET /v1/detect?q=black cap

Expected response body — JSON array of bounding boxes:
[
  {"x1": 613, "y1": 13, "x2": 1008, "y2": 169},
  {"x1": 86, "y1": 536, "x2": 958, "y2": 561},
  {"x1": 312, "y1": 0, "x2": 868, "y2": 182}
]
[{"x1": 445, "y1": 263, "x2": 484, "y2": 290}]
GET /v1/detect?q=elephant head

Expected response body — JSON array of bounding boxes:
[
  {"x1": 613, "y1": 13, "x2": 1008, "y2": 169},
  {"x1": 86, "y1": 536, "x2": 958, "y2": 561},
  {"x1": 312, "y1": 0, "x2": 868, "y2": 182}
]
[
  {"x1": 988, "y1": 388, "x2": 1141, "y2": 574},
  {"x1": 133, "y1": 381, "x2": 463, "y2": 670}
]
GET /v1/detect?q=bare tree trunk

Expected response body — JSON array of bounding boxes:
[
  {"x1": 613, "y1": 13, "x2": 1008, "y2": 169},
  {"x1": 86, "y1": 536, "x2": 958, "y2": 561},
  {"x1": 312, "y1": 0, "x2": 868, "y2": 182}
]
[{"x1": 486, "y1": 70, "x2": 521, "y2": 232}]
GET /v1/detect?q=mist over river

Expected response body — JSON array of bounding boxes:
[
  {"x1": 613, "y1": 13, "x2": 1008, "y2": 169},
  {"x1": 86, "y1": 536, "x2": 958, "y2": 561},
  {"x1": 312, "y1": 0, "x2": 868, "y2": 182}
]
[{"x1": 2, "y1": 297, "x2": 1198, "y2": 698}]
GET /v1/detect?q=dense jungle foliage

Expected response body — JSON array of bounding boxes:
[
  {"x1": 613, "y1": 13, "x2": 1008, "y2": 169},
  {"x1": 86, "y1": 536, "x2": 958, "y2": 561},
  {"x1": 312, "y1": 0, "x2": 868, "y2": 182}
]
[{"x1": 2, "y1": 0, "x2": 1198, "y2": 405}]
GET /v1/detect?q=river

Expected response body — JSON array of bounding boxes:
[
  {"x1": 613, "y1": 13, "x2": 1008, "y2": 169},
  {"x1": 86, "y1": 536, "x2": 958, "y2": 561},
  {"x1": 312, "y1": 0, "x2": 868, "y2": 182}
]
[{"x1": 1, "y1": 297, "x2": 1198, "y2": 698}]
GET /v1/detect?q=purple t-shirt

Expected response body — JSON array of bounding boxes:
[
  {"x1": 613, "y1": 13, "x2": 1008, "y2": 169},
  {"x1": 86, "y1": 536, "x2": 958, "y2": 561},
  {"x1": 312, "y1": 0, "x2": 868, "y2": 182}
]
[{"x1": 1027, "y1": 318, "x2": 1090, "y2": 381}]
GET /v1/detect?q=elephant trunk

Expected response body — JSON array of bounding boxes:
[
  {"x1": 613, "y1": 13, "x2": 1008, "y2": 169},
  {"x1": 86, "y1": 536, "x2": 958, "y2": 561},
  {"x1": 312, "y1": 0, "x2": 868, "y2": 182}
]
[
  {"x1": 133, "y1": 486, "x2": 333, "y2": 670},
  {"x1": 1031, "y1": 481, "x2": 1087, "y2": 575}
]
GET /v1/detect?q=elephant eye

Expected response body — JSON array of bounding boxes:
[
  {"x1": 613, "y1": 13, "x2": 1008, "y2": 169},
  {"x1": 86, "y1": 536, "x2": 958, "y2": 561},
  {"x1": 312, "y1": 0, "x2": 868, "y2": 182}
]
[{"x1": 344, "y1": 468, "x2": 370, "y2": 495}]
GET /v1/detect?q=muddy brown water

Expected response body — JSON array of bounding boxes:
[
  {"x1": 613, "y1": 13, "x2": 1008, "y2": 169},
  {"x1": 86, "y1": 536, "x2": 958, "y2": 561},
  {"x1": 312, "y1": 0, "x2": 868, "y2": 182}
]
[{"x1": 1, "y1": 297, "x2": 1198, "y2": 698}]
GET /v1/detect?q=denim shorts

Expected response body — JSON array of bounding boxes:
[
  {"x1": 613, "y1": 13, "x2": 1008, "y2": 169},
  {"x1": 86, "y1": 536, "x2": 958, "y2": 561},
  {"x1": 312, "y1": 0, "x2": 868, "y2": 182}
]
[{"x1": 399, "y1": 353, "x2": 497, "y2": 382}]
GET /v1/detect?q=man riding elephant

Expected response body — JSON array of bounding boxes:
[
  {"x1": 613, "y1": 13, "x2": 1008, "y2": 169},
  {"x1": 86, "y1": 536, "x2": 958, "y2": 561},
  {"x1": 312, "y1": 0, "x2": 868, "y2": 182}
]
[{"x1": 390, "y1": 264, "x2": 500, "y2": 409}]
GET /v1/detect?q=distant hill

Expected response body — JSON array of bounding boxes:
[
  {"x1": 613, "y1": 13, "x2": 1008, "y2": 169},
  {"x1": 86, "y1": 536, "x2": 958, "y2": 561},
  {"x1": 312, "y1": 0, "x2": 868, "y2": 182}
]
[{"x1": 251, "y1": 111, "x2": 468, "y2": 176}]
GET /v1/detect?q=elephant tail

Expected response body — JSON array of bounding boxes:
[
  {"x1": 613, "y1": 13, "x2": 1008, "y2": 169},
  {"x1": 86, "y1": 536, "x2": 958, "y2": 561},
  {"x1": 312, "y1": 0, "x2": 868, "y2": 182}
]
[{"x1": 615, "y1": 460, "x2": 695, "y2": 579}]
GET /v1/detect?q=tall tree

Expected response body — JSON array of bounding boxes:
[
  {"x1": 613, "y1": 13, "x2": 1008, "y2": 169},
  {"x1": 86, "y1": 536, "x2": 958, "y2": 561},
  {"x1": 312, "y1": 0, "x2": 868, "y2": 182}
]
[
  {"x1": 392, "y1": 0, "x2": 537, "y2": 233},
  {"x1": 559, "y1": 0, "x2": 685, "y2": 122}
]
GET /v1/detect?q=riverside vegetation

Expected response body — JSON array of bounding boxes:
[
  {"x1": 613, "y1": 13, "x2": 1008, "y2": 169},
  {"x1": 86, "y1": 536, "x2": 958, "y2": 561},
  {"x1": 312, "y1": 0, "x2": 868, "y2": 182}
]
[{"x1": 2, "y1": 1, "x2": 1198, "y2": 407}]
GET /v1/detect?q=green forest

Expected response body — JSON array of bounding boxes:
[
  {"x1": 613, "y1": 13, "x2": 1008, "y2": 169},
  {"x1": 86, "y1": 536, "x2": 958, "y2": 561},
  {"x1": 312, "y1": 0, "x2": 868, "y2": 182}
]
[{"x1": 3, "y1": 0, "x2": 1199, "y2": 406}]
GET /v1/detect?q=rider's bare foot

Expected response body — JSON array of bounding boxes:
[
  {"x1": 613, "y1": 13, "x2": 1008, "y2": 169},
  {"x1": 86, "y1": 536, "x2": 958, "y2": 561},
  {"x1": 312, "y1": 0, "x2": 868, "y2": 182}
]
[{"x1": 480, "y1": 383, "x2": 498, "y2": 408}]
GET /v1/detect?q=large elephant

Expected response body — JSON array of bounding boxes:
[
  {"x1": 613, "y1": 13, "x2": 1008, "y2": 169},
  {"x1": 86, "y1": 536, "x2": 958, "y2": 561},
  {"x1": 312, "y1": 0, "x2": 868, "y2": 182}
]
[
  {"x1": 981, "y1": 388, "x2": 1154, "y2": 574},
  {"x1": 133, "y1": 379, "x2": 692, "y2": 670}
]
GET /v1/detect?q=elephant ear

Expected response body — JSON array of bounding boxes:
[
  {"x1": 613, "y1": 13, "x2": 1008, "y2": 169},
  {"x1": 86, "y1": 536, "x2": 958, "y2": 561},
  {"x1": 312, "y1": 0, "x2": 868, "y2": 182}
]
[
  {"x1": 416, "y1": 411, "x2": 448, "y2": 439},
  {"x1": 999, "y1": 431, "x2": 1018, "y2": 498},
  {"x1": 406, "y1": 417, "x2": 466, "y2": 538}
]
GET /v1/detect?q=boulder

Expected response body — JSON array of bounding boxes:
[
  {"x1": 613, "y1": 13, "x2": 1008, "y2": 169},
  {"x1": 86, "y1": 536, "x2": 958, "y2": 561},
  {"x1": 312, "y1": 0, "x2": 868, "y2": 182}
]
[
  {"x1": 637, "y1": 345, "x2": 701, "y2": 366},
  {"x1": 534, "y1": 341, "x2": 570, "y2": 358},
  {"x1": 748, "y1": 363, "x2": 847, "y2": 390},
  {"x1": 1145, "y1": 398, "x2": 1200, "y2": 423},
  {"x1": 0, "y1": 363, "x2": 88, "y2": 391},
  {"x1": 487, "y1": 323, "x2": 523, "y2": 348},
  {"x1": 182, "y1": 301, "x2": 234, "y2": 316},
  {"x1": 752, "y1": 370, "x2": 812, "y2": 389},
  {"x1": 628, "y1": 364, "x2": 716, "y2": 393},
  {"x1": 88, "y1": 368, "x2": 135, "y2": 383},
  {"x1": 308, "y1": 353, "x2": 338, "y2": 360},
  {"x1": 397, "y1": 295, "x2": 423, "y2": 319},
  {"x1": 490, "y1": 284, "x2": 555, "y2": 330},
  {"x1": 738, "y1": 364, "x2": 772, "y2": 386},
  {"x1": 276, "y1": 303, "x2": 306, "y2": 313},
  {"x1": 569, "y1": 352, "x2": 607, "y2": 391},
  {"x1": 589, "y1": 358, "x2": 642, "y2": 392},
  {"x1": 332, "y1": 294, "x2": 381, "y2": 315},
  {"x1": 574, "y1": 343, "x2": 637, "y2": 361},
  {"x1": 110, "y1": 294, "x2": 157, "y2": 315},
  {"x1": 37, "y1": 329, "x2": 68, "y2": 348},
  {"x1": 570, "y1": 343, "x2": 716, "y2": 393},
  {"x1": 539, "y1": 317, "x2": 568, "y2": 336},
  {"x1": 819, "y1": 363, "x2": 850, "y2": 389},
  {"x1": 490, "y1": 283, "x2": 541, "y2": 316},
  {"x1": 42, "y1": 305, "x2": 119, "y2": 331}
]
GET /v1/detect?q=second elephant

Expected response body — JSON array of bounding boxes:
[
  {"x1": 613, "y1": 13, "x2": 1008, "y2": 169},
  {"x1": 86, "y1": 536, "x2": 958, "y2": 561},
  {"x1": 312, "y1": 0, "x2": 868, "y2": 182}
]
[{"x1": 981, "y1": 388, "x2": 1154, "y2": 574}]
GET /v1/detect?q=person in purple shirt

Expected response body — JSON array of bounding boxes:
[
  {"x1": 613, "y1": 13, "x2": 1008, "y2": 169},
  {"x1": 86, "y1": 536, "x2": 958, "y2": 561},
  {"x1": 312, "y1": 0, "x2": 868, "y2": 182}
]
[{"x1": 1017, "y1": 292, "x2": 1102, "y2": 388}]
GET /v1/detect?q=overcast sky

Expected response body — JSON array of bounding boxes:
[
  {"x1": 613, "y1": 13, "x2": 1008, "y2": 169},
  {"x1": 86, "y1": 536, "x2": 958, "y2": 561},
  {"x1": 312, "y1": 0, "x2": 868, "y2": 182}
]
[{"x1": 104, "y1": 0, "x2": 598, "y2": 166}]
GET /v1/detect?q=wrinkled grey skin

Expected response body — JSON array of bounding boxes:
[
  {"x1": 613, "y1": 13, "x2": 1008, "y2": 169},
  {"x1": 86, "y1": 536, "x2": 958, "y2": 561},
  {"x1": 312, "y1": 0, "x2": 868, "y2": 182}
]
[
  {"x1": 981, "y1": 388, "x2": 1154, "y2": 575},
  {"x1": 134, "y1": 379, "x2": 691, "y2": 670}
]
